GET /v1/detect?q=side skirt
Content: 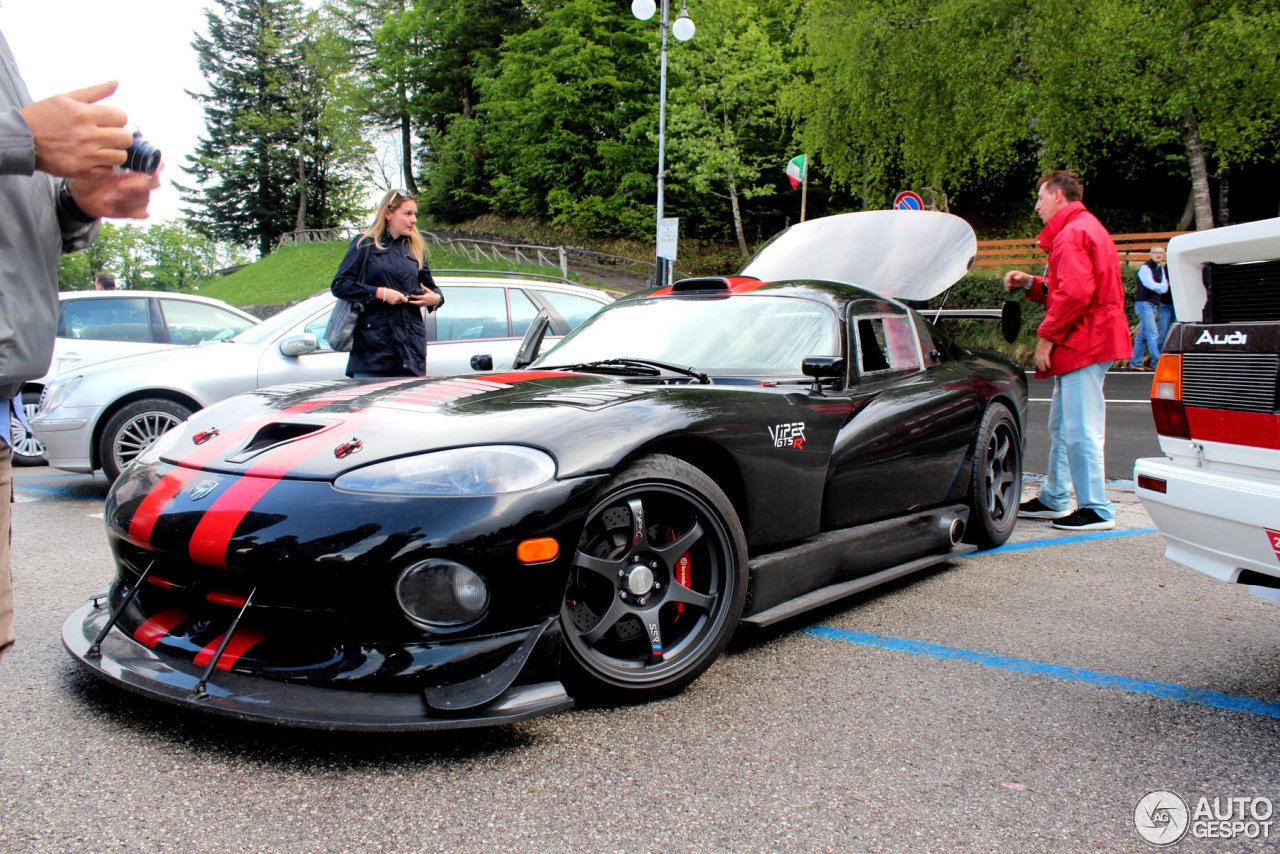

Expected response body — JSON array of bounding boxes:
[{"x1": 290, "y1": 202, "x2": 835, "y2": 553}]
[{"x1": 743, "y1": 505, "x2": 973, "y2": 628}]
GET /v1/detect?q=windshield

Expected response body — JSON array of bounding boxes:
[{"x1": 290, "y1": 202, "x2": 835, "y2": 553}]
[
  {"x1": 534, "y1": 294, "x2": 840, "y2": 376},
  {"x1": 230, "y1": 293, "x2": 332, "y2": 346}
]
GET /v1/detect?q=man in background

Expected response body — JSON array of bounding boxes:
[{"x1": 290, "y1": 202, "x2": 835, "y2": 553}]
[
  {"x1": 1129, "y1": 244, "x2": 1172, "y2": 370},
  {"x1": 1002, "y1": 171, "x2": 1131, "y2": 532},
  {"x1": 1, "y1": 28, "x2": 161, "y2": 663},
  {"x1": 93, "y1": 272, "x2": 116, "y2": 290}
]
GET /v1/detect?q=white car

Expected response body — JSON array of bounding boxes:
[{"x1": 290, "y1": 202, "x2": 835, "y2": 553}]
[
  {"x1": 1134, "y1": 217, "x2": 1280, "y2": 602},
  {"x1": 10, "y1": 290, "x2": 259, "y2": 465},
  {"x1": 32, "y1": 273, "x2": 613, "y2": 481}
]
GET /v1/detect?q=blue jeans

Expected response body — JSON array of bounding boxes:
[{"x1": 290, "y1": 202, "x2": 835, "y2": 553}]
[
  {"x1": 1157, "y1": 303, "x2": 1174, "y2": 352},
  {"x1": 1130, "y1": 301, "x2": 1162, "y2": 367},
  {"x1": 1039, "y1": 360, "x2": 1113, "y2": 520}
]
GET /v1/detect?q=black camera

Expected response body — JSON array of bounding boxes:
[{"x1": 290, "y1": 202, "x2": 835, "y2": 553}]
[{"x1": 122, "y1": 131, "x2": 161, "y2": 175}]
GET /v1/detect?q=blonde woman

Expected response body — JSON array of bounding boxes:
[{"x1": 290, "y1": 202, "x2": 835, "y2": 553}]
[{"x1": 330, "y1": 189, "x2": 444, "y2": 378}]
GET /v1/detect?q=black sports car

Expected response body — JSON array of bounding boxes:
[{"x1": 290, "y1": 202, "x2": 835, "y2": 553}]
[{"x1": 64, "y1": 211, "x2": 1028, "y2": 730}]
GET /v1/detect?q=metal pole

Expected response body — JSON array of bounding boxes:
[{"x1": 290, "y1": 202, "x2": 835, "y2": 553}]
[{"x1": 655, "y1": 0, "x2": 670, "y2": 288}]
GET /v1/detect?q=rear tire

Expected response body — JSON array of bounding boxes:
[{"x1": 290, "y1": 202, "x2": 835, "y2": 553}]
[
  {"x1": 10, "y1": 390, "x2": 46, "y2": 466},
  {"x1": 99, "y1": 398, "x2": 192, "y2": 482},
  {"x1": 560, "y1": 454, "x2": 748, "y2": 704},
  {"x1": 964, "y1": 402, "x2": 1021, "y2": 549}
]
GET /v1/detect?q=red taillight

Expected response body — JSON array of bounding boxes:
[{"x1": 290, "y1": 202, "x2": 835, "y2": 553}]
[
  {"x1": 1137, "y1": 474, "x2": 1167, "y2": 493},
  {"x1": 1150, "y1": 353, "x2": 1190, "y2": 439}
]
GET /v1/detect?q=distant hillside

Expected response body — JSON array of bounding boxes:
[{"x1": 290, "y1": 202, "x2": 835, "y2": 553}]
[{"x1": 197, "y1": 240, "x2": 611, "y2": 311}]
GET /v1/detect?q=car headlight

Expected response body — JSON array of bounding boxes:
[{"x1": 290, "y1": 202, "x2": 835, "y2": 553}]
[
  {"x1": 40, "y1": 375, "x2": 83, "y2": 413},
  {"x1": 334, "y1": 445, "x2": 555, "y2": 496},
  {"x1": 396, "y1": 560, "x2": 489, "y2": 630}
]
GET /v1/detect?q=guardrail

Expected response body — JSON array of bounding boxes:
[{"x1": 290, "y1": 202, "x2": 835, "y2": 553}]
[
  {"x1": 276, "y1": 228, "x2": 674, "y2": 291},
  {"x1": 973, "y1": 231, "x2": 1190, "y2": 269}
]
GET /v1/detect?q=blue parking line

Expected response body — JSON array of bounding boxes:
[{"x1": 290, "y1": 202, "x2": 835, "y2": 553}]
[
  {"x1": 801, "y1": 625, "x2": 1280, "y2": 720},
  {"x1": 14, "y1": 483, "x2": 104, "y2": 500},
  {"x1": 965, "y1": 526, "x2": 1159, "y2": 556}
]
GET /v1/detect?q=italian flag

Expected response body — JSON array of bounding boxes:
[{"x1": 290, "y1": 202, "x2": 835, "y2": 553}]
[{"x1": 786, "y1": 154, "x2": 806, "y2": 190}]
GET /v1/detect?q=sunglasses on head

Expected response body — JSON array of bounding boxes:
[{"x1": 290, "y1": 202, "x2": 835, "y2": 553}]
[{"x1": 385, "y1": 188, "x2": 415, "y2": 204}]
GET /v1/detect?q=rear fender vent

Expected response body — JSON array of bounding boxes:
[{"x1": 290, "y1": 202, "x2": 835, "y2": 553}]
[
  {"x1": 1204, "y1": 258, "x2": 1280, "y2": 322},
  {"x1": 226, "y1": 421, "x2": 328, "y2": 463}
]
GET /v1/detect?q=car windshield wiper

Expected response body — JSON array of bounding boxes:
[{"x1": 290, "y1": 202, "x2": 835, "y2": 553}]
[{"x1": 544, "y1": 358, "x2": 710, "y2": 384}]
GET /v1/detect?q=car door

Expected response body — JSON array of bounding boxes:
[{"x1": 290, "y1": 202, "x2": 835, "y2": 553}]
[
  {"x1": 821, "y1": 298, "x2": 982, "y2": 529},
  {"x1": 425, "y1": 285, "x2": 519, "y2": 376},
  {"x1": 50, "y1": 295, "x2": 160, "y2": 377},
  {"x1": 254, "y1": 300, "x2": 352, "y2": 387}
]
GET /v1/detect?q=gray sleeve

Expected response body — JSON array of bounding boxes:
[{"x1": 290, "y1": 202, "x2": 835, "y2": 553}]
[{"x1": 0, "y1": 107, "x2": 36, "y2": 176}]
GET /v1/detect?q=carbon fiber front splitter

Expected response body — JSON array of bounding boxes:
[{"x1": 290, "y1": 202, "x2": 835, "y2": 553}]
[{"x1": 63, "y1": 601, "x2": 573, "y2": 731}]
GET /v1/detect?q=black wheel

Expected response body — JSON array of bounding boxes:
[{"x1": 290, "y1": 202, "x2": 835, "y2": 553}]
[
  {"x1": 964, "y1": 401, "x2": 1021, "y2": 548},
  {"x1": 10, "y1": 390, "x2": 46, "y2": 466},
  {"x1": 98, "y1": 398, "x2": 192, "y2": 482},
  {"x1": 560, "y1": 454, "x2": 748, "y2": 703}
]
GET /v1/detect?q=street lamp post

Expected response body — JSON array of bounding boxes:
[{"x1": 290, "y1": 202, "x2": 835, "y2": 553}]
[{"x1": 632, "y1": 0, "x2": 694, "y2": 288}]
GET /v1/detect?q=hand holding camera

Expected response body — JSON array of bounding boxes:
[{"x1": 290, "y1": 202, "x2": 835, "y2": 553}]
[{"x1": 20, "y1": 80, "x2": 163, "y2": 219}]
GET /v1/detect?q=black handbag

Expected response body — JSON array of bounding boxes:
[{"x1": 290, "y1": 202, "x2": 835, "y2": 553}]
[{"x1": 326, "y1": 243, "x2": 371, "y2": 352}]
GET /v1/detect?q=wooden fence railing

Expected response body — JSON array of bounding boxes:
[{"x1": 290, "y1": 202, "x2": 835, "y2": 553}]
[{"x1": 973, "y1": 231, "x2": 1189, "y2": 269}]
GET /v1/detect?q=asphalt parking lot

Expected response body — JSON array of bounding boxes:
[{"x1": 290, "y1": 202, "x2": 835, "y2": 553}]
[{"x1": 1, "y1": 441, "x2": 1277, "y2": 852}]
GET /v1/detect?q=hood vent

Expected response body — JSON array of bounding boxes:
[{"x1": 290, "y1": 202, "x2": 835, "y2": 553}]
[{"x1": 225, "y1": 421, "x2": 328, "y2": 463}]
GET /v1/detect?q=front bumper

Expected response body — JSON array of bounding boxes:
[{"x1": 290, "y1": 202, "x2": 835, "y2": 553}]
[
  {"x1": 1134, "y1": 454, "x2": 1280, "y2": 601},
  {"x1": 30, "y1": 408, "x2": 95, "y2": 472},
  {"x1": 64, "y1": 601, "x2": 573, "y2": 731}
]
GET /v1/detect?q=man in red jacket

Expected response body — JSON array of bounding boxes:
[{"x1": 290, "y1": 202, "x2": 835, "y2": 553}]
[{"x1": 1003, "y1": 171, "x2": 1132, "y2": 531}]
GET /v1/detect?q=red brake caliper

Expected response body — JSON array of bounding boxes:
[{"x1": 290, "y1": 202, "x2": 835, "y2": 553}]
[{"x1": 666, "y1": 527, "x2": 692, "y2": 621}]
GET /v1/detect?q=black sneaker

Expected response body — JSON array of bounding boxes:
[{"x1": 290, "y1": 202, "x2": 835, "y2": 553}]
[
  {"x1": 1018, "y1": 497, "x2": 1070, "y2": 520},
  {"x1": 1051, "y1": 508, "x2": 1115, "y2": 531}
]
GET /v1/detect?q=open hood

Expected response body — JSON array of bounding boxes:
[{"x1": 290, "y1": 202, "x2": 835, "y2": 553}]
[{"x1": 739, "y1": 210, "x2": 977, "y2": 302}]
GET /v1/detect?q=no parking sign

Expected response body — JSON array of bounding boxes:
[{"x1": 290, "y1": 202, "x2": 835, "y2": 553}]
[{"x1": 893, "y1": 190, "x2": 924, "y2": 211}]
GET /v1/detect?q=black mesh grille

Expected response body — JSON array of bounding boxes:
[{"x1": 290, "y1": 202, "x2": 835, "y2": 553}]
[
  {"x1": 1207, "y1": 259, "x2": 1280, "y2": 322},
  {"x1": 1182, "y1": 352, "x2": 1280, "y2": 413}
]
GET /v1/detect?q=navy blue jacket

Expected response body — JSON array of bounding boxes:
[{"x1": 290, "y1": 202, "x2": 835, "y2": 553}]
[{"x1": 330, "y1": 235, "x2": 444, "y2": 377}]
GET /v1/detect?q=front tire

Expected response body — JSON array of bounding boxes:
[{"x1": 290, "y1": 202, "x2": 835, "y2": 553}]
[
  {"x1": 560, "y1": 454, "x2": 748, "y2": 704},
  {"x1": 10, "y1": 390, "x2": 46, "y2": 466},
  {"x1": 964, "y1": 401, "x2": 1021, "y2": 549},
  {"x1": 99, "y1": 398, "x2": 192, "y2": 482}
]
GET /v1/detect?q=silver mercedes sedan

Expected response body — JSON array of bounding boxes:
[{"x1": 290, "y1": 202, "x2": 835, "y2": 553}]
[{"x1": 32, "y1": 273, "x2": 613, "y2": 481}]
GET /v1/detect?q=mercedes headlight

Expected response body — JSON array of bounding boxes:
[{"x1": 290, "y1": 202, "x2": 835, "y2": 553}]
[
  {"x1": 40, "y1": 375, "x2": 83, "y2": 413},
  {"x1": 334, "y1": 445, "x2": 555, "y2": 496}
]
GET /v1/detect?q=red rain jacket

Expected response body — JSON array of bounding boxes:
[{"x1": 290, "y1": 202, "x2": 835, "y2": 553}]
[{"x1": 1024, "y1": 201, "x2": 1132, "y2": 378}]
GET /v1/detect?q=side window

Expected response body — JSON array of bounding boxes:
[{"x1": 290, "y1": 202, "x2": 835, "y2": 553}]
[
  {"x1": 434, "y1": 286, "x2": 511, "y2": 341},
  {"x1": 160, "y1": 300, "x2": 256, "y2": 345},
  {"x1": 510, "y1": 288, "x2": 539, "y2": 338},
  {"x1": 854, "y1": 313, "x2": 922, "y2": 376},
  {"x1": 306, "y1": 307, "x2": 334, "y2": 349},
  {"x1": 536, "y1": 289, "x2": 605, "y2": 331},
  {"x1": 57, "y1": 297, "x2": 152, "y2": 342}
]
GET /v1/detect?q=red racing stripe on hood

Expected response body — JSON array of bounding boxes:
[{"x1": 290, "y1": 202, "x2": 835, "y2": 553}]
[
  {"x1": 133, "y1": 607, "x2": 190, "y2": 649},
  {"x1": 129, "y1": 398, "x2": 333, "y2": 547}
]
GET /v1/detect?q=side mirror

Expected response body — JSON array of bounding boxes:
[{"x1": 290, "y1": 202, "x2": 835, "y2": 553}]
[
  {"x1": 470, "y1": 354, "x2": 494, "y2": 372},
  {"x1": 1001, "y1": 300, "x2": 1021, "y2": 344},
  {"x1": 513, "y1": 309, "x2": 552, "y2": 369},
  {"x1": 280, "y1": 334, "x2": 318, "y2": 357},
  {"x1": 802, "y1": 356, "x2": 845, "y2": 395}
]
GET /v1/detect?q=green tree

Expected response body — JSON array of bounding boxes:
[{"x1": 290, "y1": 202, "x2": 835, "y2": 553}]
[
  {"x1": 182, "y1": 0, "x2": 362, "y2": 256},
  {"x1": 666, "y1": 0, "x2": 795, "y2": 256},
  {"x1": 478, "y1": 0, "x2": 657, "y2": 237}
]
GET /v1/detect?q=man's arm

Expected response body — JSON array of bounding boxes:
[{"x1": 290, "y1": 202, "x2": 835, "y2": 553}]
[{"x1": 1136, "y1": 263, "x2": 1168, "y2": 294}]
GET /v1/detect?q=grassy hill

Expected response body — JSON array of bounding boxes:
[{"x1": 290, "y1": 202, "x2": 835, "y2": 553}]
[{"x1": 197, "y1": 240, "x2": 610, "y2": 310}]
